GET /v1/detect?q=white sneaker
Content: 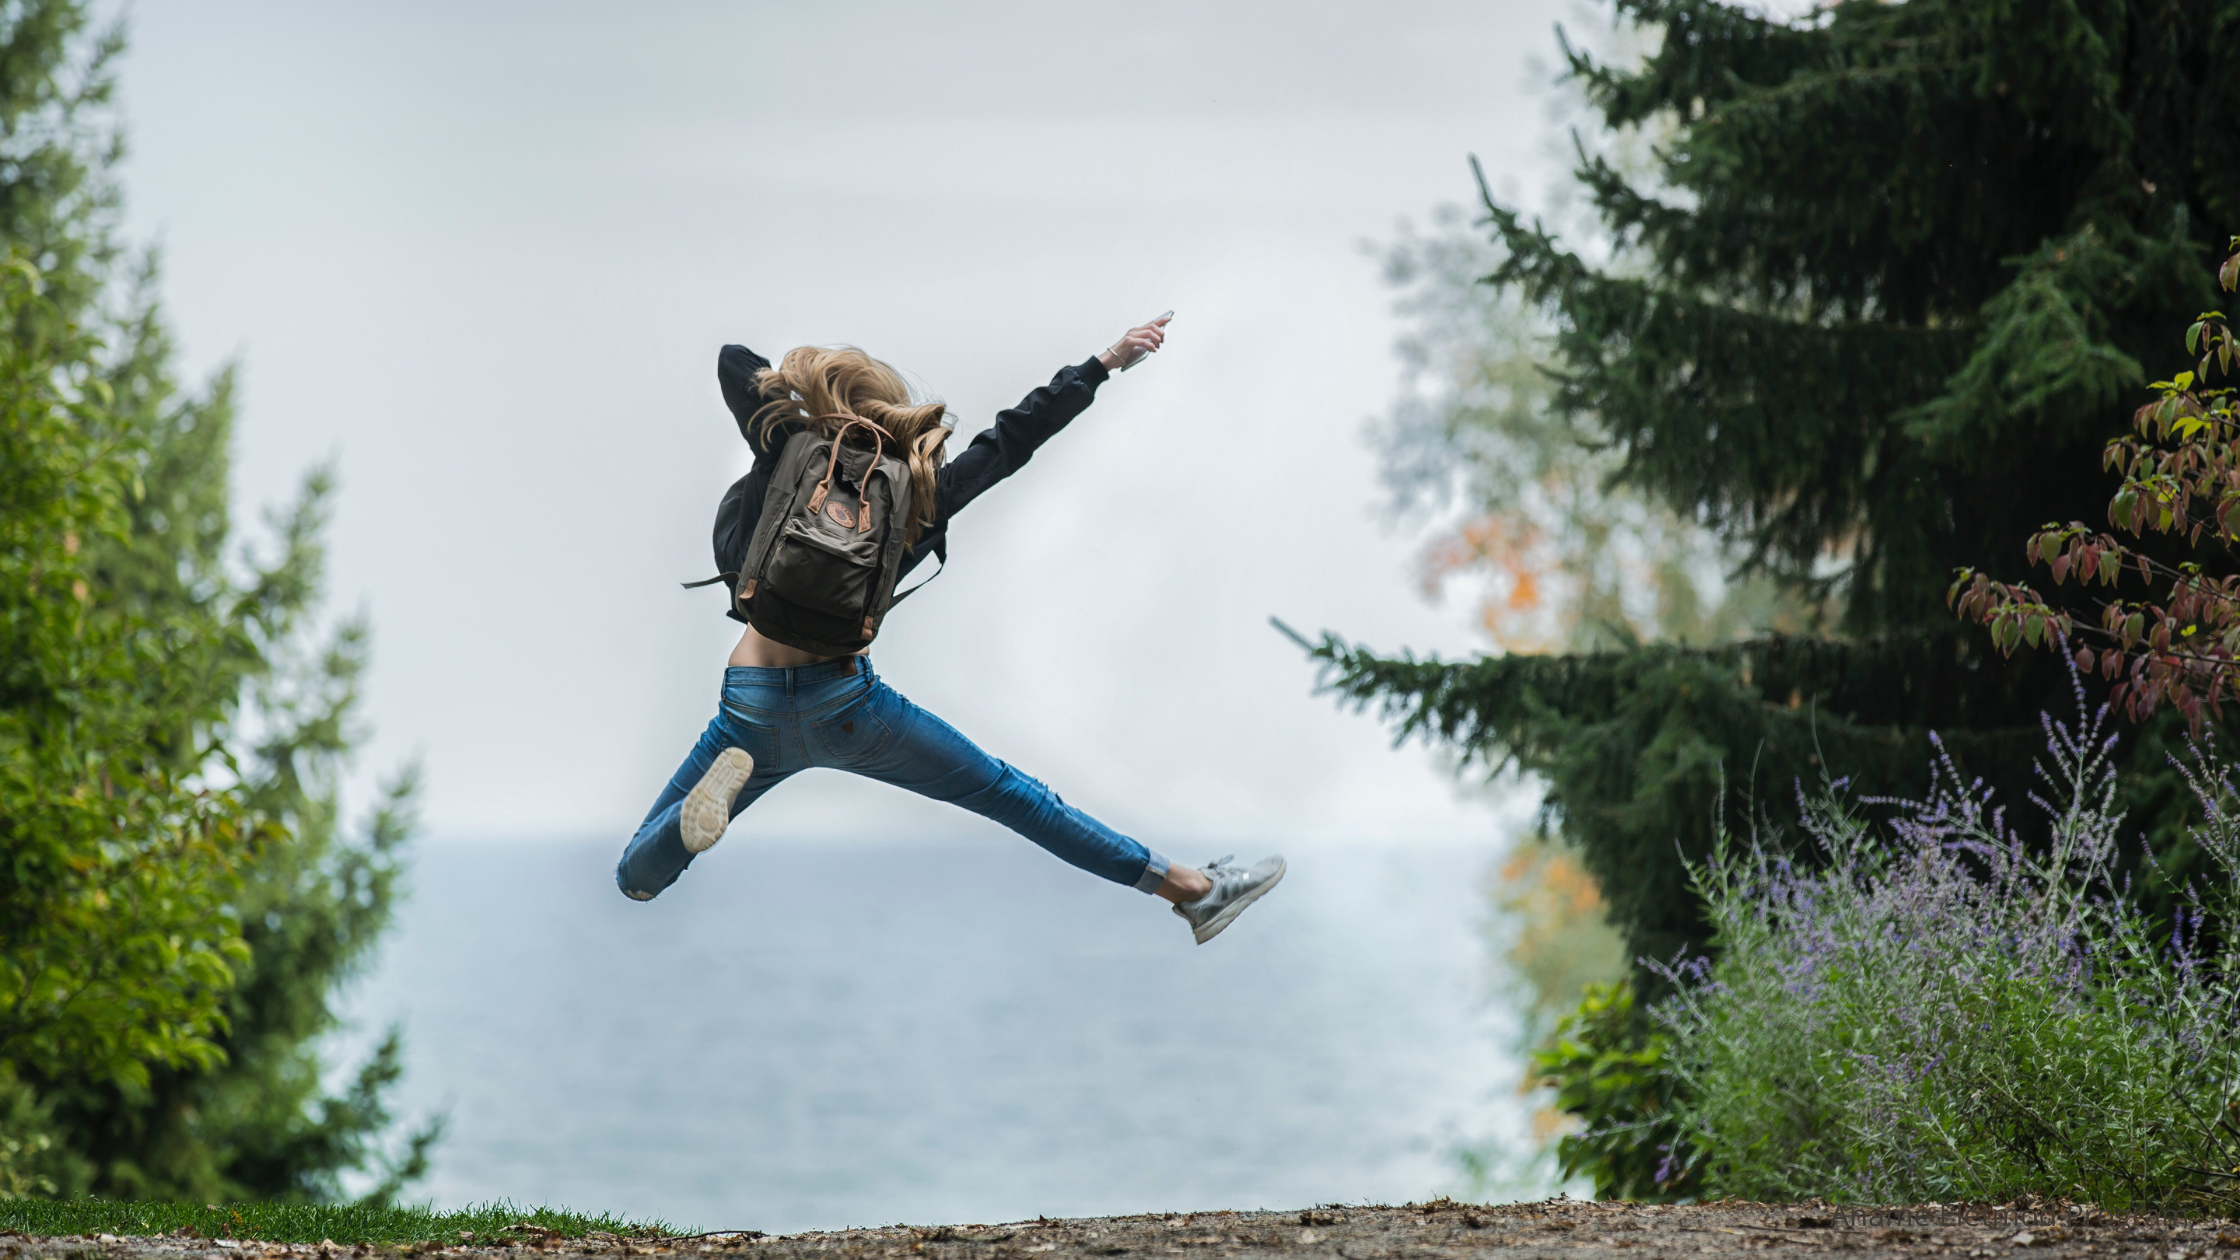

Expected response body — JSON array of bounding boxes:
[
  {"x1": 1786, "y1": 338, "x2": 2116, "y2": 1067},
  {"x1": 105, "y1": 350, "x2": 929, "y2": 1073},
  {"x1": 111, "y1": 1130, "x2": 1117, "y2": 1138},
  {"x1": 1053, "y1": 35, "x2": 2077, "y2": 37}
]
[
  {"x1": 1172, "y1": 854, "x2": 1286, "y2": 944},
  {"x1": 680, "y1": 747, "x2": 754, "y2": 854}
]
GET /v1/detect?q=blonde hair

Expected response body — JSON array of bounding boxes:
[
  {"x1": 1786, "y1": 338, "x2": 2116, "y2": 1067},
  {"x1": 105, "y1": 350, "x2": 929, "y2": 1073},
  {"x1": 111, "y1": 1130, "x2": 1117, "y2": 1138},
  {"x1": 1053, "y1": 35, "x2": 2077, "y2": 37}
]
[{"x1": 753, "y1": 346, "x2": 952, "y2": 547}]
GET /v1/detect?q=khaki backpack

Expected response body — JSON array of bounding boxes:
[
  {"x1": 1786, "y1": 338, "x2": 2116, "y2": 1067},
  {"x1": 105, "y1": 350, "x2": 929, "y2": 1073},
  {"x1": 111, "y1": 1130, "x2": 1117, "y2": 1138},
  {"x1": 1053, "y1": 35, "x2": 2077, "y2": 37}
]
[{"x1": 730, "y1": 418, "x2": 919, "y2": 656}]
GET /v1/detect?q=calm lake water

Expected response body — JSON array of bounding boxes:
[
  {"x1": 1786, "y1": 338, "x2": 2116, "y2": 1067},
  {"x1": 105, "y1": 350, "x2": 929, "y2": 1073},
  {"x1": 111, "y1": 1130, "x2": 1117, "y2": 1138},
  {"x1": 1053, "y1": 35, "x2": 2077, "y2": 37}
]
[{"x1": 338, "y1": 837, "x2": 1540, "y2": 1233}]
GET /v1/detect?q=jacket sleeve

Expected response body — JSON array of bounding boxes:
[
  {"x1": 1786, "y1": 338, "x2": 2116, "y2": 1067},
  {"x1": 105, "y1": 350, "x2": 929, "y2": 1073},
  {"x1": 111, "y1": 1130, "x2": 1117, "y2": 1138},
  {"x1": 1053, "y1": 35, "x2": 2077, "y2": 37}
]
[
  {"x1": 718, "y1": 344, "x2": 779, "y2": 454},
  {"x1": 935, "y1": 356, "x2": 1109, "y2": 521},
  {"x1": 711, "y1": 344, "x2": 795, "y2": 626},
  {"x1": 900, "y1": 356, "x2": 1109, "y2": 576}
]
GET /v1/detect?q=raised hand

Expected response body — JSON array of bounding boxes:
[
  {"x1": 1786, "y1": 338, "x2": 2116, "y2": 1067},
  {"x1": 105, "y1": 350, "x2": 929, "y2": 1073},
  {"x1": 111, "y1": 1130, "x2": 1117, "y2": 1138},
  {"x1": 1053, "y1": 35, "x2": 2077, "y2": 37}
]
[{"x1": 1098, "y1": 313, "x2": 1172, "y2": 373}]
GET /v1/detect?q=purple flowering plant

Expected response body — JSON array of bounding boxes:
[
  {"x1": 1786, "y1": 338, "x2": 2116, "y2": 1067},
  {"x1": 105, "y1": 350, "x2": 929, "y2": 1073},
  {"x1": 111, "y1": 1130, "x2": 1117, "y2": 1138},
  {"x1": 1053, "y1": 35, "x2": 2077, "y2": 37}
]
[{"x1": 1650, "y1": 664, "x2": 2240, "y2": 1211}]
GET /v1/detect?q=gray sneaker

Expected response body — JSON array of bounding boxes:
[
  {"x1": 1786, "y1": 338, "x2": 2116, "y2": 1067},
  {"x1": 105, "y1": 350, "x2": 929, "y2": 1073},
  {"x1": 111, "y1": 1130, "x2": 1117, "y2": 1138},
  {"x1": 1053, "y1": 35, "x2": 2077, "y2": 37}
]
[
  {"x1": 680, "y1": 747, "x2": 754, "y2": 854},
  {"x1": 1172, "y1": 854, "x2": 1286, "y2": 944}
]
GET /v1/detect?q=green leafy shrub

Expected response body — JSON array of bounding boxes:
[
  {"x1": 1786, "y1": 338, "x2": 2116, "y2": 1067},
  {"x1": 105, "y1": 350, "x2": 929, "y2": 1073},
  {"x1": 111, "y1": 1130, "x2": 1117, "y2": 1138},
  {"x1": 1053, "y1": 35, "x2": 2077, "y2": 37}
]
[
  {"x1": 1655, "y1": 689, "x2": 2240, "y2": 1212},
  {"x1": 1529, "y1": 981, "x2": 1695, "y2": 1201},
  {"x1": 0, "y1": 1070, "x2": 56, "y2": 1199},
  {"x1": 0, "y1": 0, "x2": 429, "y2": 1200},
  {"x1": 0, "y1": 247, "x2": 262, "y2": 1176}
]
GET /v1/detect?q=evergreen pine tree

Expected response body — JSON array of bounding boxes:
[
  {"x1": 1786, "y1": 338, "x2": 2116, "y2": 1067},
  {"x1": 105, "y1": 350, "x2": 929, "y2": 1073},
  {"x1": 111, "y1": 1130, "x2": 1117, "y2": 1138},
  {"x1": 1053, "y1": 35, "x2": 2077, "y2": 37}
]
[
  {"x1": 0, "y1": 0, "x2": 432, "y2": 1200},
  {"x1": 1303, "y1": 0, "x2": 2240, "y2": 978}
]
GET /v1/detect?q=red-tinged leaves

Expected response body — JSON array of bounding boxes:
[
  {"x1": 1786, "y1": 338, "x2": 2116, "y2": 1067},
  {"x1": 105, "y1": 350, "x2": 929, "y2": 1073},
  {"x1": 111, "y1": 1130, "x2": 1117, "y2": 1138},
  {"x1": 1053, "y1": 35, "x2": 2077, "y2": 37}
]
[
  {"x1": 1947, "y1": 567, "x2": 1983, "y2": 610},
  {"x1": 1957, "y1": 249, "x2": 2240, "y2": 731}
]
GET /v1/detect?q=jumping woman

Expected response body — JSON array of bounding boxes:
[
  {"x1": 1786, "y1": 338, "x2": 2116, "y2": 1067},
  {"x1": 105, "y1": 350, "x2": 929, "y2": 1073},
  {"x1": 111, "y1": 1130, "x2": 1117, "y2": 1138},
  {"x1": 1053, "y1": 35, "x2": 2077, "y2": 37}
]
[{"x1": 615, "y1": 316, "x2": 1286, "y2": 944}]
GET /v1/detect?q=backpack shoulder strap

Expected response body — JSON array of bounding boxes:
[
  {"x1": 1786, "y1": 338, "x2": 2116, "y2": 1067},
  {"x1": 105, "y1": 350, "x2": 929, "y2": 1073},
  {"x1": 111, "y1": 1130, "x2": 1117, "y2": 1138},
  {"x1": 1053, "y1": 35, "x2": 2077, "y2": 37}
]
[
  {"x1": 889, "y1": 527, "x2": 947, "y2": 605},
  {"x1": 889, "y1": 554, "x2": 942, "y2": 605}
]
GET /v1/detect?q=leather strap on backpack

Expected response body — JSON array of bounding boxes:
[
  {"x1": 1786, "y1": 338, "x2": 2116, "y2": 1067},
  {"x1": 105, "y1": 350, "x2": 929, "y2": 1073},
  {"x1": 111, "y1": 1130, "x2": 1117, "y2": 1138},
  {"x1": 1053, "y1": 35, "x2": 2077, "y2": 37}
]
[{"x1": 804, "y1": 415, "x2": 894, "y2": 532}]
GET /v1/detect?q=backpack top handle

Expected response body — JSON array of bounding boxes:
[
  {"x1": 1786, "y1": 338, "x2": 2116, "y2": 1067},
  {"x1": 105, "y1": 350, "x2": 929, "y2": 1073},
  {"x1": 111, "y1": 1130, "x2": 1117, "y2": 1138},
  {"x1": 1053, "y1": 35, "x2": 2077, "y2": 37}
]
[{"x1": 802, "y1": 414, "x2": 895, "y2": 534}]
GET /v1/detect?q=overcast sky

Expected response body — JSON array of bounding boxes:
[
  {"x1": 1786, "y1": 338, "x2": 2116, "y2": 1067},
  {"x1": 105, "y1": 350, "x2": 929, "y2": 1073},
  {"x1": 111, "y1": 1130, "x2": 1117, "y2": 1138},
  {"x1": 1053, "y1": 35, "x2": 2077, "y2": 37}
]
[{"x1": 110, "y1": 0, "x2": 1588, "y2": 855}]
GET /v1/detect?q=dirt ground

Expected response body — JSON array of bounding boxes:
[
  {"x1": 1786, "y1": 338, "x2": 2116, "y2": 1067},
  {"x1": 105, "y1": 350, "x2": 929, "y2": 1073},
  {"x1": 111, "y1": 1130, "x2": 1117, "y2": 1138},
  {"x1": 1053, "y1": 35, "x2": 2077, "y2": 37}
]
[{"x1": 7, "y1": 1199, "x2": 2240, "y2": 1260}]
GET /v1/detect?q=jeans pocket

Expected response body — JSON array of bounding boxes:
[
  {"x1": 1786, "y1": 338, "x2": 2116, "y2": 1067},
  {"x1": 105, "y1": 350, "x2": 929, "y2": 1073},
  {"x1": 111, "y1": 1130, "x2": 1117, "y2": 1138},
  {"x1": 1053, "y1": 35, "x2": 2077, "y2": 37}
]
[
  {"x1": 717, "y1": 702, "x2": 783, "y2": 769},
  {"x1": 808, "y1": 684, "x2": 898, "y2": 764}
]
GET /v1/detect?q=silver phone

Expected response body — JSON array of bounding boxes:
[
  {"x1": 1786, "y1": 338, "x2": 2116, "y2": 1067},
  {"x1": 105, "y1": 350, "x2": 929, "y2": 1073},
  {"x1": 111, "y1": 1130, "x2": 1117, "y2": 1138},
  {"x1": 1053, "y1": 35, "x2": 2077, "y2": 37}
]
[{"x1": 1118, "y1": 310, "x2": 1175, "y2": 371}]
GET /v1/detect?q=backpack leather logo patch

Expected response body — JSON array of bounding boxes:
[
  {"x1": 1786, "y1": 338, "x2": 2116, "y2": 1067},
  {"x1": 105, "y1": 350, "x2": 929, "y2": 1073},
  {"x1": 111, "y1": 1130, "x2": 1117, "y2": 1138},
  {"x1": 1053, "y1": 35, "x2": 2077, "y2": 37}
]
[{"x1": 824, "y1": 502, "x2": 856, "y2": 528}]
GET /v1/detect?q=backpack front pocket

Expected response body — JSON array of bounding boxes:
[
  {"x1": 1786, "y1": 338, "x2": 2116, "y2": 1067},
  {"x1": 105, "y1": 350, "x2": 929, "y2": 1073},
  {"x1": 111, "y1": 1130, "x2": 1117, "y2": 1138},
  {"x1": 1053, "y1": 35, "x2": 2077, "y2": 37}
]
[{"x1": 764, "y1": 520, "x2": 880, "y2": 617}]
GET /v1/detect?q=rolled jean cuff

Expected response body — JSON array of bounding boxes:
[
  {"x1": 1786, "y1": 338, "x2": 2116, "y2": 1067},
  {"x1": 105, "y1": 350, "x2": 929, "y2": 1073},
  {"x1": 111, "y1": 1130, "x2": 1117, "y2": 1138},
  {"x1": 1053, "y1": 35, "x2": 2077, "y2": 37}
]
[{"x1": 1133, "y1": 849, "x2": 1171, "y2": 894}]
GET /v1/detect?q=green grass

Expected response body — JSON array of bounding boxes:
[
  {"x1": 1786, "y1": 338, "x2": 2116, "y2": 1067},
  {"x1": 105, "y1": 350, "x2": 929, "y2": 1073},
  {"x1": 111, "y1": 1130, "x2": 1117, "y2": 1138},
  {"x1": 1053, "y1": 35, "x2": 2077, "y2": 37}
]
[{"x1": 0, "y1": 1201, "x2": 685, "y2": 1246}]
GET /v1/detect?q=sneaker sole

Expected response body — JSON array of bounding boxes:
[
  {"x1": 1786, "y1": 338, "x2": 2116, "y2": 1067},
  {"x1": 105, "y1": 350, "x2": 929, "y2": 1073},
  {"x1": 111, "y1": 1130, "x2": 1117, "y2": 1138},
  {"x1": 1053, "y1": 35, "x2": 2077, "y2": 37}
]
[
  {"x1": 1194, "y1": 858, "x2": 1286, "y2": 945},
  {"x1": 680, "y1": 747, "x2": 755, "y2": 854}
]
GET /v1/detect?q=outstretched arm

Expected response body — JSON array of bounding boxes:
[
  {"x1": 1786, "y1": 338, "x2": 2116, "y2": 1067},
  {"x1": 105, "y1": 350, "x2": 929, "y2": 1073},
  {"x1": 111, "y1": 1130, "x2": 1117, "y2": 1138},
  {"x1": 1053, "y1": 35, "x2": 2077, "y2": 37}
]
[
  {"x1": 912, "y1": 316, "x2": 1173, "y2": 561},
  {"x1": 891, "y1": 317, "x2": 1170, "y2": 577}
]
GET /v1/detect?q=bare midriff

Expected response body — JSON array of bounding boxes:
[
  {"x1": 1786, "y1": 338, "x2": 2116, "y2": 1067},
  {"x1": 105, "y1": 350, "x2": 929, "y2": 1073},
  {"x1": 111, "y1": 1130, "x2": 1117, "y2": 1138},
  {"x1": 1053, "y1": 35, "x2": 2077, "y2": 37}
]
[{"x1": 727, "y1": 624, "x2": 867, "y2": 669}]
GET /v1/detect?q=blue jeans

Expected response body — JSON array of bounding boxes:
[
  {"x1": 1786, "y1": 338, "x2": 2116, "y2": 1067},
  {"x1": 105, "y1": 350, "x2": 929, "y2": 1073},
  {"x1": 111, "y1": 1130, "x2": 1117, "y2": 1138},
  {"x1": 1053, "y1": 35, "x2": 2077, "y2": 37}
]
[{"x1": 616, "y1": 657, "x2": 1170, "y2": 900}]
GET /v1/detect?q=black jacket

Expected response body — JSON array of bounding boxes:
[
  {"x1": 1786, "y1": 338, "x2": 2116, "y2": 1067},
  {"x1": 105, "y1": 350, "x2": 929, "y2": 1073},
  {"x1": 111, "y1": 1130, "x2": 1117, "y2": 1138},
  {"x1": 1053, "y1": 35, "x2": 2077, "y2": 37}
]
[{"x1": 708, "y1": 344, "x2": 1110, "y2": 624}]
